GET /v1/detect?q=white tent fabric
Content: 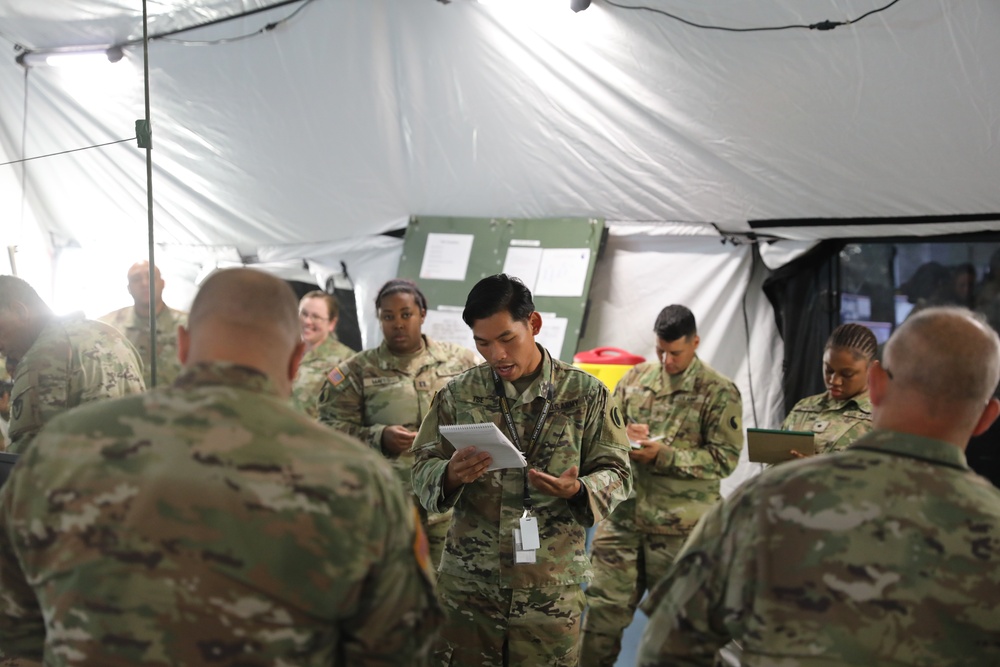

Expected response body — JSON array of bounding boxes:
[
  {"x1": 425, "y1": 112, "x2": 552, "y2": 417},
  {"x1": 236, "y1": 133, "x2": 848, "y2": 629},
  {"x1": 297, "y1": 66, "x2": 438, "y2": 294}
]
[
  {"x1": 1, "y1": 0, "x2": 999, "y2": 496},
  {"x1": 2, "y1": 0, "x2": 999, "y2": 265}
]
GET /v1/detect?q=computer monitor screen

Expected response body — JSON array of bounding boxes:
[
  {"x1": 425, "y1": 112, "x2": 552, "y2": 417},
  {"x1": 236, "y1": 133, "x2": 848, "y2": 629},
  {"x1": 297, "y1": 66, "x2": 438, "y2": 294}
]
[
  {"x1": 841, "y1": 293, "x2": 872, "y2": 322},
  {"x1": 894, "y1": 295, "x2": 915, "y2": 326}
]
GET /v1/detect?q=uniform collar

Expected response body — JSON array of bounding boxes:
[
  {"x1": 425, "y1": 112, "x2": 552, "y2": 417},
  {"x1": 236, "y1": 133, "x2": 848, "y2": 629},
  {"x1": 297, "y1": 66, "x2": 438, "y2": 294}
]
[
  {"x1": 848, "y1": 429, "x2": 971, "y2": 471},
  {"x1": 375, "y1": 335, "x2": 452, "y2": 370},
  {"x1": 128, "y1": 305, "x2": 177, "y2": 327},
  {"x1": 307, "y1": 334, "x2": 340, "y2": 358},
  {"x1": 655, "y1": 355, "x2": 702, "y2": 396},
  {"x1": 821, "y1": 390, "x2": 872, "y2": 414},
  {"x1": 172, "y1": 361, "x2": 277, "y2": 396},
  {"x1": 497, "y1": 344, "x2": 553, "y2": 408}
]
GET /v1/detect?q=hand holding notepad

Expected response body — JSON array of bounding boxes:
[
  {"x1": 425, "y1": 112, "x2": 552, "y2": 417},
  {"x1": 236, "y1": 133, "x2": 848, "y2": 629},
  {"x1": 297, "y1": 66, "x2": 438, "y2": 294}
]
[{"x1": 439, "y1": 423, "x2": 527, "y2": 471}]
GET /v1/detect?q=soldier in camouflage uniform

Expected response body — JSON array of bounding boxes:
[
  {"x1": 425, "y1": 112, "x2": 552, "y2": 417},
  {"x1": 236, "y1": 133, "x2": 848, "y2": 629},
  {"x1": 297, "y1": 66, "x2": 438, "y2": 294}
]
[
  {"x1": 637, "y1": 306, "x2": 1000, "y2": 667},
  {"x1": 580, "y1": 304, "x2": 743, "y2": 667},
  {"x1": 0, "y1": 276, "x2": 145, "y2": 454},
  {"x1": 318, "y1": 279, "x2": 479, "y2": 567},
  {"x1": 0, "y1": 268, "x2": 441, "y2": 666},
  {"x1": 781, "y1": 323, "x2": 877, "y2": 455},
  {"x1": 291, "y1": 290, "x2": 355, "y2": 417},
  {"x1": 411, "y1": 274, "x2": 632, "y2": 667},
  {"x1": 99, "y1": 260, "x2": 187, "y2": 387}
]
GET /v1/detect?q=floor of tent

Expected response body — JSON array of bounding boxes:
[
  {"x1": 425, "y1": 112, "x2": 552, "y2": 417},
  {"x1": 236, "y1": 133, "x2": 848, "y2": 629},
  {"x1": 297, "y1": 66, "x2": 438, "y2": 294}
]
[{"x1": 614, "y1": 609, "x2": 648, "y2": 667}]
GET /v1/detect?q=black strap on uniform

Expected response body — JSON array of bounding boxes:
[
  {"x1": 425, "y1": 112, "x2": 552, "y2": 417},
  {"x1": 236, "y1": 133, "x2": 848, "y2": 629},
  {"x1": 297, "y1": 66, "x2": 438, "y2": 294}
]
[{"x1": 492, "y1": 370, "x2": 552, "y2": 514}]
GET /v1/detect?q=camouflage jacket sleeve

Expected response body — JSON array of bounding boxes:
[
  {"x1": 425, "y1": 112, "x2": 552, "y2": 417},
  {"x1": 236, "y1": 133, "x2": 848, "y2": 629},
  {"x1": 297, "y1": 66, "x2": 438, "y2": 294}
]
[
  {"x1": 317, "y1": 359, "x2": 386, "y2": 450},
  {"x1": 571, "y1": 379, "x2": 633, "y2": 526},
  {"x1": 76, "y1": 332, "x2": 146, "y2": 407},
  {"x1": 6, "y1": 317, "x2": 145, "y2": 454},
  {"x1": 652, "y1": 380, "x2": 743, "y2": 480},
  {"x1": 411, "y1": 388, "x2": 462, "y2": 515},
  {"x1": 343, "y1": 466, "x2": 444, "y2": 665},
  {"x1": 0, "y1": 452, "x2": 45, "y2": 661},
  {"x1": 637, "y1": 484, "x2": 753, "y2": 666}
]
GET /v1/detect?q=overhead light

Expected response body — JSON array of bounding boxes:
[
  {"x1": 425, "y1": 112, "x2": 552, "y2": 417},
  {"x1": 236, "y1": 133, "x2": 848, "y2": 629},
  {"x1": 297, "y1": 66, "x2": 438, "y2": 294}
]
[
  {"x1": 15, "y1": 46, "x2": 125, "y2": 68},
  {"x1": 571, "y1": 0, "x2": 592, "y2": 11}
]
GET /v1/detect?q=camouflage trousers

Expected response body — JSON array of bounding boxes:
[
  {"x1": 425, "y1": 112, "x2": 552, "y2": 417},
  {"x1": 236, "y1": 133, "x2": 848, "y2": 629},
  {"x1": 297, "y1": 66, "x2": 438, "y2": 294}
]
[
  {"x1": 579, "y1": 521, "x2": 687, "y2": 667},
  {"x1": 433, "y1": 573, "x2": 586, "y2": 667}
]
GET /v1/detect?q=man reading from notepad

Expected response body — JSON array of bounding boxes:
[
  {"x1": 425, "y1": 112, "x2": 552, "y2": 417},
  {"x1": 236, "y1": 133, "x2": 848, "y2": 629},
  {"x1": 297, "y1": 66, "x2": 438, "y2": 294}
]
[{"x1": 411, "y1": 274, "x2": 632, "y2": 667}]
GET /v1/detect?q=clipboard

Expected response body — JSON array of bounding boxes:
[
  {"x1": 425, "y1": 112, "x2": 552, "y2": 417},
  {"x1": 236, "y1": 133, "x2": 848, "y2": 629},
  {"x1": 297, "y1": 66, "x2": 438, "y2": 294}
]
[
  {"x1": 439, "y1": 423, "x2": 527, "y2": 471},
  {"x1": 746, "y1": 428, "x2": 815, "y2": 464}
]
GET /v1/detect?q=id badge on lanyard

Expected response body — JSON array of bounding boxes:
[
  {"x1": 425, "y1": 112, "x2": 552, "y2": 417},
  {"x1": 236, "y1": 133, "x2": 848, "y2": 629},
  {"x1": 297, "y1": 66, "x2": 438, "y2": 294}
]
[{"x1": 494, "y1": 369, "x2": 552, "y2": 565}]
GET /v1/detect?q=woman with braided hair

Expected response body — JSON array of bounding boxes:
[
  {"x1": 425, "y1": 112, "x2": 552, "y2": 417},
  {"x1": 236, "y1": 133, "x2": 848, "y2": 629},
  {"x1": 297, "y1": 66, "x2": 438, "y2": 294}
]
[{"x1": 782, "y1": 323, "x2": 878, "y2": 455}]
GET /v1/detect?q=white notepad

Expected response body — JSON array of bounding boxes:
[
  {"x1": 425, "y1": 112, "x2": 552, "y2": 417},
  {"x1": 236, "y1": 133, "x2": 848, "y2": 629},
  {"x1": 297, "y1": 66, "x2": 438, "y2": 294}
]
[{"x1": 439, "y1": 423, "x2": 527, "y2": 471}]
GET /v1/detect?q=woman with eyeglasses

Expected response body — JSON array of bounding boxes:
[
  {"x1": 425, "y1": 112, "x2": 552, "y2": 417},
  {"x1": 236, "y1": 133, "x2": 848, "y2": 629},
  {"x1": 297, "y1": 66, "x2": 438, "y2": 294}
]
[
  {"x1": 317, "y1": 279, "x2": 480, "y2": 566},
  {"x1": 290, "y1": 290, "x2": 355, "y2": 418},
  {"x1": 782, "y1": 323, "x2": 878, "y2": 456}
]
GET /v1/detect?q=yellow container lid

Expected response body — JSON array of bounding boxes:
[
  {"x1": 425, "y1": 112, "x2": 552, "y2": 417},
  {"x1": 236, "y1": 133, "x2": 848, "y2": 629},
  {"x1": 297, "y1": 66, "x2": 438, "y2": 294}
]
[{"x1": 573, "y1": 361, "x2": 635, "y2": 391}]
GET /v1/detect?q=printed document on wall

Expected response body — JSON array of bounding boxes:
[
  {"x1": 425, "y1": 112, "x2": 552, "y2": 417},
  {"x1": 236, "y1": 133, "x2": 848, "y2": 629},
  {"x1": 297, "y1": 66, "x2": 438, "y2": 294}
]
[
  {"x1": 536, "y1": 312, "x2": 567, "y2": 358},
  {"x1": 420, "y1": 233, "x2": 474, "y2": 281},
  {"x1": 534, "y1": 248, "x2": 591, "y2": 297},
  {"x1": 502, "y1": 246, "x2": 543, "y2": 292},
  {"x1": 423, "y1": 307, "x2": 477, "y2": 353}
]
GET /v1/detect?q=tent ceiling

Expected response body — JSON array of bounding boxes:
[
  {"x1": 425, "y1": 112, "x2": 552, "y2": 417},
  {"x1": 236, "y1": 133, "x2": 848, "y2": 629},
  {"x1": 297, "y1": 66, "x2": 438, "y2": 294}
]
[
  {"x1": 0, "y1": 1, "x2": 282, "y2": 50},
  {"x1": 1, "y1": 0, "x2": 998, "y2": 265}
]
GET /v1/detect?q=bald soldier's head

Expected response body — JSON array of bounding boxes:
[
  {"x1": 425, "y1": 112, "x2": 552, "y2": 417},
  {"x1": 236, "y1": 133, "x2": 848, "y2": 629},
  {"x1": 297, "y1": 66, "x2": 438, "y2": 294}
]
[
  {"x1": 870, "y1": 306, "x2": 1000, "y2": 449},
  {"x1": 127, "y1": 261, "x2": 165, "y2": 316},
  {"x1": 178, "y1": 269, "x2": 305, "y2": 397}
]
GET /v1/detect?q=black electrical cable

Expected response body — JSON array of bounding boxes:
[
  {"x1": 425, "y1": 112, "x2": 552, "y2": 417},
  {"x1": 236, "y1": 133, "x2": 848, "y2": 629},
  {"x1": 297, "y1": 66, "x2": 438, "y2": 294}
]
[
  {"x1": 8, "y1": 0, "x2": 316, "y2": 56},
  {"x1": 0, "y1": 138, "x2": 134, "y2": 168},
  {"x1": 142, "y1": 0, "x2": 315, "y2": 47},
  {"x1": 602, "y1": 0, "x2": 903, "y2": 33}
]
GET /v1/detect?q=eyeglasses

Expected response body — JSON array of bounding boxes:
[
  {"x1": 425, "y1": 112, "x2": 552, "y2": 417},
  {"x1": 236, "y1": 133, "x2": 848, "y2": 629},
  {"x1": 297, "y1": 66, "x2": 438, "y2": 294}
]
[{"x1": 298, "y1": 311, "x2": 329, "y2": 323}]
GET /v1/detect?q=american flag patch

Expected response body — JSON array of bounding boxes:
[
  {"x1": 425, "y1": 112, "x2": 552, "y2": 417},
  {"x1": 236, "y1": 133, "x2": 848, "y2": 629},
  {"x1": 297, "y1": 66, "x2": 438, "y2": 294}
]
[{"x1": 327, "y1": 367, "x2": 345, "y2": 386}]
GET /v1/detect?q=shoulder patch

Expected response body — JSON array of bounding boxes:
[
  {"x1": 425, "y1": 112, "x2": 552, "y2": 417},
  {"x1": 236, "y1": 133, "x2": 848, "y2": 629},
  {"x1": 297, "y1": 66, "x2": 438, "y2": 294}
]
[
  {"x1": 327, "y1": 367, "x2": 345, "y2": 386},
  {"x1": 610, "y1": 405, "x2": 624, "y2": 429}
]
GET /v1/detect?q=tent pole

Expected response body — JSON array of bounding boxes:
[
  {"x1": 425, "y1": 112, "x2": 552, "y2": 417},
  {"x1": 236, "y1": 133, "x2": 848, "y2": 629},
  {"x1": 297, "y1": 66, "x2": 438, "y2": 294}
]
[{"x1": 140, "y1": 0, "x2": 158, "y2": 388}]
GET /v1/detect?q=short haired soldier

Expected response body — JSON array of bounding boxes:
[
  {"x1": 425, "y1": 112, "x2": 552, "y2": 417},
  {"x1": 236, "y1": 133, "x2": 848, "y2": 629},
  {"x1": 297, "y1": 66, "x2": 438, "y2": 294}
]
[
  {"x1": 0, "y1": 268, "x2": 441, "y2": 665},
  {"x1": 0, "y1": 275, "x2": 145, "y2": 453},
  {"x1": 638, "y1": 306, "x2": 1000, "y2": 666},
  {"x1": 412, "y1": 274, "x2": 632, "y2": 667},
  {"x1": 580, "y1": 304, "x2": 743, "y2": 667}
]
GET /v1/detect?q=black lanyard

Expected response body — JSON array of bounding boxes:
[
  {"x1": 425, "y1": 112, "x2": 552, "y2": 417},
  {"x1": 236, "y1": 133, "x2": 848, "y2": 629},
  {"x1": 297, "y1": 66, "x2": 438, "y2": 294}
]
[{"x1": 492, "y1": 369, "x2": 553, "y2": 513}]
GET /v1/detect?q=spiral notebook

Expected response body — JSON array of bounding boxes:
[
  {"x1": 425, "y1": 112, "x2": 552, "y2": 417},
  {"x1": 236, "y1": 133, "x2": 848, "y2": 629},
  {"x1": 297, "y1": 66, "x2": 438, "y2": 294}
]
[{"x1": 439, "y1": 423, "x2": 527, "y2": 471}]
